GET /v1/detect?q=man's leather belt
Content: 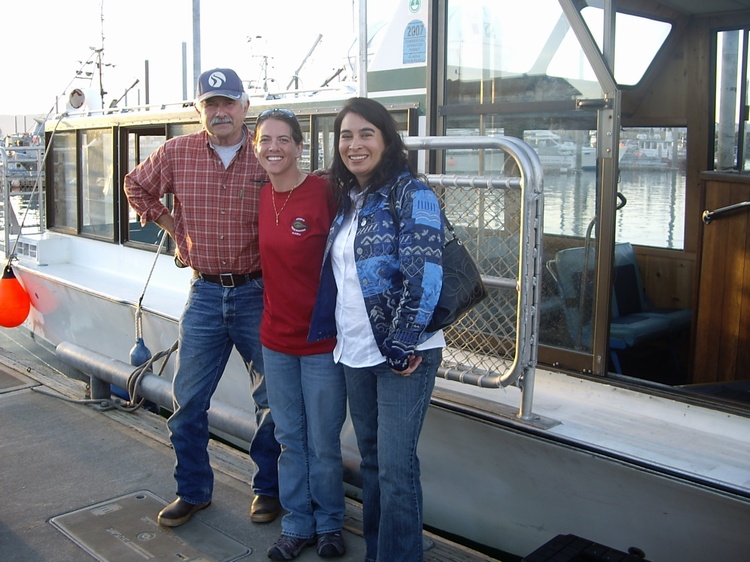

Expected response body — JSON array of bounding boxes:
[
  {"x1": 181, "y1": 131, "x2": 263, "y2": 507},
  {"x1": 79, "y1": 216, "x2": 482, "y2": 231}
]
[{"x1": 195, "y1": 271, "x2": 262, "y2": 288}]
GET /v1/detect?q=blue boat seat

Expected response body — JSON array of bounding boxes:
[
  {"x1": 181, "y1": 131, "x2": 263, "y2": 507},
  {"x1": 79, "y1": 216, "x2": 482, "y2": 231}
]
[
  {"x1": 612, "y1": 242, "x2": 692, "y2": 334},
  {"x1": 546, "y1": 242, "x2": 690, "y2": 374}
]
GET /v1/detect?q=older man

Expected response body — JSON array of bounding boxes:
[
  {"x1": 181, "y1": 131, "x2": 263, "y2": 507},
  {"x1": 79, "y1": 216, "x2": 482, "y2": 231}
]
[{"x1": 124, "y1": 68, "x2": 281, "y2": 527}]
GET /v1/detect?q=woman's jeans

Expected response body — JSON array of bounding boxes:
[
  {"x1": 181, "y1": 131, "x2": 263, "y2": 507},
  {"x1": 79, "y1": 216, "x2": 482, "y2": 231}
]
[
  {"x1": 263, "y1": 347, "x2": 347, "y2": 538},
  {"x1": 344, "y1": 347, "x2": 441, "y2": 562},
  {"x1": 167, "y1": 277, "x2": 279, "y2": 505}
]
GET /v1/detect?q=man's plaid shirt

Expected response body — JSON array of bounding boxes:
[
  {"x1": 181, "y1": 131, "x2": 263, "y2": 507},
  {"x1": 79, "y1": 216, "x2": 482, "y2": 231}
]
[{"x1": 124, "y1": 126, "x2": 268, "y2": 275}]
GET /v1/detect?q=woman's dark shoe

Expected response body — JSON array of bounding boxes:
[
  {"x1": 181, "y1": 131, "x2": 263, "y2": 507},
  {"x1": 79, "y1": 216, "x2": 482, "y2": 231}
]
[
  {"x1": 250, "y1": 494, "x2": 281, "y2": 523},
  {"x1": 317, "y1": 531, "x2": 346, "y2": 557},
  {"x1": 267, "y1": 534, "x2": 316, "y2": 560},
  {"x1": 157, "y1": 498, "x2": 210, "y2": 527}
]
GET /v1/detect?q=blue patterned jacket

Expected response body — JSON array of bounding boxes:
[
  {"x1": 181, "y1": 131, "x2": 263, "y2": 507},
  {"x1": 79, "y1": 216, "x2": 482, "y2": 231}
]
[{"x1": 309, "y1": 171, "x2": 444, "y2": 367}]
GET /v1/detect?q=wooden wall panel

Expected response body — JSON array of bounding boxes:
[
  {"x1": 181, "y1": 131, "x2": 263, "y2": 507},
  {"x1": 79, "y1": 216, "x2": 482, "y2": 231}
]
[
  {"x1": 693, "y1": 178, "x2": 750, "y2": 383},
  {"x1": 636, "y1": 247, "x2": 695, "y2": 310}
]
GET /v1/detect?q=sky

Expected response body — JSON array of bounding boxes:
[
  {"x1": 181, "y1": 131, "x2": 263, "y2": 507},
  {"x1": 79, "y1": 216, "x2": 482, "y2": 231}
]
[{"x1": 1, "y1": 0, "x2": 381, "y2": 130}]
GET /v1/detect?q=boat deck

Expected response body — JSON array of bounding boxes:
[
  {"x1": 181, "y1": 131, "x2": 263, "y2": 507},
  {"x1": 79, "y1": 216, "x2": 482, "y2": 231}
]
[{"x1": 0, "y1": 327, "x2": 500, "y2": 562}]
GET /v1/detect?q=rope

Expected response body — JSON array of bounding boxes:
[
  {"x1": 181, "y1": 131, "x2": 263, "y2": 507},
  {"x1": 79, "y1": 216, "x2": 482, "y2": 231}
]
[
  {"x1": 119, "y1": 340, "x2": 178, "y2": 412},
  {"x1": 30, "y1": 340, "x2": 178, "y2": 413},
  {"x1": 134, "y1": 228, "x2": 168, "y2": 341},
  {"x1": 30, "y1": 387, "x2": 120, "y2": 410}
]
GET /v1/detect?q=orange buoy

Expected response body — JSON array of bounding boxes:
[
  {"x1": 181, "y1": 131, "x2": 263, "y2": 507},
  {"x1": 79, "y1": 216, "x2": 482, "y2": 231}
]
[{"x1": 0, "y1": 265, "x2": 31, "y2": 327}]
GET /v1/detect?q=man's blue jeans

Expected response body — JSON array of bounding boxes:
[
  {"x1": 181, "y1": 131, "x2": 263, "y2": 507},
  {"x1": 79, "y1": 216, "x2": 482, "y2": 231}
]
[
  {"x1": 263, "y1": 347, "x2": 347, "y2": 538},
  {"x1": 167, "y1": 276, "x2": 279, "y2": 505},
  {"x1": 343, "y1": 347, "x2": 441, "y2": 562}
]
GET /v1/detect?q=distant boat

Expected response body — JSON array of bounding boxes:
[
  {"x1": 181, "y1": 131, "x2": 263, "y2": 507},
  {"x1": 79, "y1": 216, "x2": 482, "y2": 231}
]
[
  {"x1": 524, "y1": 130, "x2": 596, "y2": 172},
  {"x1": 620, "y1": 130, "x2": 686, "y2": 169}
]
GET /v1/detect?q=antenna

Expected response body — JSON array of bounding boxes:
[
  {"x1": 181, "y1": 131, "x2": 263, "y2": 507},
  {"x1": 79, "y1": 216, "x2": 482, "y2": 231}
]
[
  {"x1": 247, "y1": 36, "x2": 275, "y2": 94},
  {"x1": 97, "y1": 1, "x2": 106, "y2": 108},
  {"x1": 109, "y1": 79, "x2": 140, "y2": 108}
]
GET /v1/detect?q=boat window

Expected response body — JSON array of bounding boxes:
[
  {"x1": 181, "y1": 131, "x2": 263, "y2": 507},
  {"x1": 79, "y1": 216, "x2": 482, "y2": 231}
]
[
  {"x1": 126, "y1": 130, "x2": 169, "y2": 247},
  {"x1": 616, "y1": 127, "x2": 686, "y2": 249},
  {"x1": 444, "y1": 0, "x2": 603, "y2": 360},
  {"x1": 79, "y1": 128, "x2": 115, "y2": 240},
  {"x1": 580, "y1": 6, "x2": 671, "y2": 86},
  {"x1": 315, "y1": 115, "x2": 337, "y2": 170},
  {"x1": 714, "y1": 29, "x2": 750, "y2": 172},
  {"x1": 297, "y1": 117, "x2": 311, "y2": 171},
  {"x1": 48, "y1": 132, "x2": 78, "y2": 232},
  {"x1": 446, "y1": 0, "x2": 602, "y2": 104},
  {"x1": 441, "y1": 0, "x2": 692, "y2": 376},
  {"x1": 130, "y1": 135, "x2": 164, "y2": 166}
]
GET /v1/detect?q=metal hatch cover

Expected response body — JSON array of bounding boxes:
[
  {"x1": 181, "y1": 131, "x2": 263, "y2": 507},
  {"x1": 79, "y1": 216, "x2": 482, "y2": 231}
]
[{"x1": 49, "y1": 490, "x2": 251, "y2": 562}]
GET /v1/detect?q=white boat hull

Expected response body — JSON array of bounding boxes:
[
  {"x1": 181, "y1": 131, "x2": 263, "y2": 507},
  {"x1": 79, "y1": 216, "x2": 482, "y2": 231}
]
[{"x1": 421, "y1": 398, "x2": 750, "y2": 559}]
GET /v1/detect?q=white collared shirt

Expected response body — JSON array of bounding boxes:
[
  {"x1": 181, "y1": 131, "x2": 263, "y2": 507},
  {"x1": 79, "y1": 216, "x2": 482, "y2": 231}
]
[
  {"x1": 332, "y1": 195, "x2": 384, "y2": 367},
  {"x1": 331, "y1": 192, "x2": 445, "y2": 368}
]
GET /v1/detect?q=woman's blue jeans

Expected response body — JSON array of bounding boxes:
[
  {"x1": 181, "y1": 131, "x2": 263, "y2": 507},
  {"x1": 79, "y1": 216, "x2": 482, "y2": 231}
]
[
  {"x1": 167, "y1": 277, "x2": 279, "y2": 505},
  {"x1": 343, "y1": 347, "x2": 441, "y2": 562},
  {"x1": 263, "y1": 347, "x2": 347, "y2": 538}
]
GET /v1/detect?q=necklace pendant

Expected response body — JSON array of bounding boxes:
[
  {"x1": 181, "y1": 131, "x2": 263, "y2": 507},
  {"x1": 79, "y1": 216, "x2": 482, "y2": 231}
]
[{"x1": 271, "y1": 176, "x2": 301, "y2": 226}]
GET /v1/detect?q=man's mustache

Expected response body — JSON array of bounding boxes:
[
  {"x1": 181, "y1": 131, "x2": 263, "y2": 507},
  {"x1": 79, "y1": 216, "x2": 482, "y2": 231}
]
[{"x1": 210, "y1": 116, "x2": 233, "y2": 126}]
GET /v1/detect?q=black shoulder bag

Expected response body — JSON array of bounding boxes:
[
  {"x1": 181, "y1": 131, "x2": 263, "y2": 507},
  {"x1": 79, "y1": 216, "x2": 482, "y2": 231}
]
[{"x1": 389, "y1": 183, "x2": 488, "y2": 332}]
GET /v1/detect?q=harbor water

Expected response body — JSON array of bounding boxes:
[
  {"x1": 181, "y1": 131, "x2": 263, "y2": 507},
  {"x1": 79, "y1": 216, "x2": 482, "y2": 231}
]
[{"x1": 543, "y1": 168, "x2": 687, "y2": 250}]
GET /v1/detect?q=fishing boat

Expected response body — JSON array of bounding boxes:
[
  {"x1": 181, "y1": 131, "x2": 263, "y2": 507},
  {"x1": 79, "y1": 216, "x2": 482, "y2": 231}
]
[
  {"x1": 2, "y1": 1, "x2": 750, "y2": 561},
  {"x1": 619, "y1": 128, "x2": 687, "y2": 170},
  {"x1": 523, "y1": 130, "x2": 596, "y2": 172}
]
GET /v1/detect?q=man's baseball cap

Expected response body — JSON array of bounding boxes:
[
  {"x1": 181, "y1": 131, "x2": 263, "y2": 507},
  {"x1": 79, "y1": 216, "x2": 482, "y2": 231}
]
[{"x1": 195, "y1": 68, "x2": 244, "y2": 102}]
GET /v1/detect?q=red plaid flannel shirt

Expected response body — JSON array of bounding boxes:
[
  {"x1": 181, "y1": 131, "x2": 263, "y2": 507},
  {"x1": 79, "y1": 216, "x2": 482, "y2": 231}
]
[{"x1": 124, "y1": 126, "x2": 268, "y2": 275}]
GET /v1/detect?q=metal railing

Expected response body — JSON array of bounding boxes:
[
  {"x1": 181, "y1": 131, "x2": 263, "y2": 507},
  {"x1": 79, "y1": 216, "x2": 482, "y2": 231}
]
[
  {"x1": 403, "y1": 136, "x2": 544, "y2": 420},
  {"x1": 702, "y1": 200, "x2": 750, "y2": 224}
]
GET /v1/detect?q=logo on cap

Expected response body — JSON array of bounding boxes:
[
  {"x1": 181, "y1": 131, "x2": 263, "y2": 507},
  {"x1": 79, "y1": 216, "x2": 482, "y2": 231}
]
[{"x1": 208, "y1": 71, "x2": 228, "y2": 88}]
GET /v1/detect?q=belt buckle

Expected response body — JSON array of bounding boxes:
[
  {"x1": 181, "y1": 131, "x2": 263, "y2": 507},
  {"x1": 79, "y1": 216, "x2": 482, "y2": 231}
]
[{"x1": 219, "y1": 273, "x2": 235, "y2": 288}]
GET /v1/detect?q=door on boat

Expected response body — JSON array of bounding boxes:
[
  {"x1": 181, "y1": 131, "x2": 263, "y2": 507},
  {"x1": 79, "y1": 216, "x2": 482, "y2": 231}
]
[{"x1": 432, "y1": 0, "x2": 623, "y2": 376}]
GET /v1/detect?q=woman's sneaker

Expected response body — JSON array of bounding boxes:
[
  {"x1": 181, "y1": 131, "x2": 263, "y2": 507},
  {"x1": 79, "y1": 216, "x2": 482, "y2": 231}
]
[
  {"x1": 267, "y1": 534, "x2": 316, "y2": 560},
  {"x1": 316, "y1": 531, "x2": 346, "y2": 557}
]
